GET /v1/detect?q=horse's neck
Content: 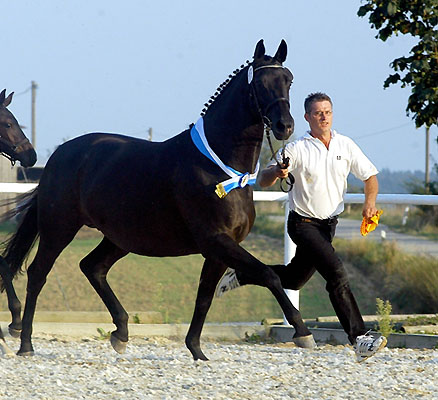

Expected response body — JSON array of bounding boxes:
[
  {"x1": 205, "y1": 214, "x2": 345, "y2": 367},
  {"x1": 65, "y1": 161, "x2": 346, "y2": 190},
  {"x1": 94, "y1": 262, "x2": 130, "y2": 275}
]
[
  {"x1": 203, "y1": 82, "x2": 263, "y2": 173},
  {"x1": 203, "y1": 116, "x2": 263, "y2": 174}
]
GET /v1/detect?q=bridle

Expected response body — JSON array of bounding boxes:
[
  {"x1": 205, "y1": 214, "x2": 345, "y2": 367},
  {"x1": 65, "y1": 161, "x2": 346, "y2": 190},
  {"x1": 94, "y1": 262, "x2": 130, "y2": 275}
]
[
  {"x1": 249, "y1": 64, "x2": 294, "y2": 192},
  {"x1": 0, "y1": 135, "x2": 30, "y2": 166}
]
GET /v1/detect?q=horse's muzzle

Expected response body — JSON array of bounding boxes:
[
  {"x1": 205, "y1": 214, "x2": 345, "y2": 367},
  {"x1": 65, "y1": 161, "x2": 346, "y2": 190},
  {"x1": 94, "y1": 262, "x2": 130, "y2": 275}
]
[
  {"x1": 272, "y1": 115, "x2": 294, "y2": 141},
  {"x1": 18, "y1": 148, "x2": 37, "y2": 168}
]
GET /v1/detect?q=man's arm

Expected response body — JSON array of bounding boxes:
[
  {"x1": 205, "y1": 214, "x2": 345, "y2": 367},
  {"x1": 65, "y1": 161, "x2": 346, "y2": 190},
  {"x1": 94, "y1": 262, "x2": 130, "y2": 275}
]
[
  {"x1": 363, "y1": 174, "x2": 379, "y2": 218},
  {"x1": 258, "y1": 164, "x2": 289, "y2": 187}
]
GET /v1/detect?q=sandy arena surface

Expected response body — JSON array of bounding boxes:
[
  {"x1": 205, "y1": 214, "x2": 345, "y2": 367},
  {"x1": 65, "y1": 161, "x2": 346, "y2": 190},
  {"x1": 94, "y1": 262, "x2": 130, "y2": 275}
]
[{"x1": 0, "y1": 334, "x2": 437, "y2": 399}]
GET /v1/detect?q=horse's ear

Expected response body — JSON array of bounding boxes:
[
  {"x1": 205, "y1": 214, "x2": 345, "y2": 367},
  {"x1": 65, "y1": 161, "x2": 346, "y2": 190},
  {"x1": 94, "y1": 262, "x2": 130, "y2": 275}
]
[
  {"x1": 0, "y1": 89, "x2": 5, "y2": 106},
  {"x1": 253, "y1": 39, "x2": 265, "y2": 60},
  {"x1": 273, "y1": 40, "x2": 287, "y2": 64},
  {"x1": 3, "y1": 92, "x2": 13, "y2": 107}
]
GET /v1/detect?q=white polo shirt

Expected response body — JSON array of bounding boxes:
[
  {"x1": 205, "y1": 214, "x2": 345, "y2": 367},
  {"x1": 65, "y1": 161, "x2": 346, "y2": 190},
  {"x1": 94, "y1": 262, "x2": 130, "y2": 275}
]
[{"x1": 270, "y1": 130, "x2": 378, "y2": 219}]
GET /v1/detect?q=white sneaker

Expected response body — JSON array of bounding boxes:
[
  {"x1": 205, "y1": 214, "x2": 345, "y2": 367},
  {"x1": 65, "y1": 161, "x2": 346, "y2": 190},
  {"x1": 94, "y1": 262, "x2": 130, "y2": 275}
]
[
  {"x1": 353, "y1": 331, "x2": 387, "y2": 362},
  {"x1": 215, "y1": 268, "x2": 241, "y2": 298}
]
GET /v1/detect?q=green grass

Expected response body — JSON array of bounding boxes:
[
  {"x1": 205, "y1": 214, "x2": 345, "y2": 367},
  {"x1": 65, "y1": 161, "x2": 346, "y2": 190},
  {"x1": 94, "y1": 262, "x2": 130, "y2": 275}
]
[
  {"x1": 1, "y1": 207, "x2": 437, "y2": 323},
  {"x1": 335, "y1": 238, "x2": 438, "y2": 314},
  {"x1": 0, "y1": 226, "x2": 337, "y2": 323}
]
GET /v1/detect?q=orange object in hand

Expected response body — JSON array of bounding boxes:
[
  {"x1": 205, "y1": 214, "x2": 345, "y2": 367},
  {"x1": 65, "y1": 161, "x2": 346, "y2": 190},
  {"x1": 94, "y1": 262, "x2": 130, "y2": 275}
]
[{"x1": 360, "y1": 210, "x2": 383, "y2": 236}]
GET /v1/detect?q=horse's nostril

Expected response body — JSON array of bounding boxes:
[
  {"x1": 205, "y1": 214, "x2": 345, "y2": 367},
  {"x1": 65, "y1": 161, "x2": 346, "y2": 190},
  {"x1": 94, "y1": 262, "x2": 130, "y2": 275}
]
[
  {"x1": 274, "y1": 119, "x2": 294, "y2": 137},
  {"x1": 276, "y1": 121, "x2": 292, "y2": 133}
]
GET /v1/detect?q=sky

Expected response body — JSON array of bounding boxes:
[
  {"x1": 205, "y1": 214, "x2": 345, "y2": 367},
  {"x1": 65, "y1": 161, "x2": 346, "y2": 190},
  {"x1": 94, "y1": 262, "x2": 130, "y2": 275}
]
[{"x1": 3, "y1": 0, "x2": 437, "y2": 173}]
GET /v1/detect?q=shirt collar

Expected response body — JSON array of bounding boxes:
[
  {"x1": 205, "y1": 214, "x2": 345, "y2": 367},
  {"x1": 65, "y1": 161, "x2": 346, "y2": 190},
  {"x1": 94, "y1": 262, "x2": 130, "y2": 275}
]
[{"x1": 303, "y1": 129, "x2": 337, "y2": 140}]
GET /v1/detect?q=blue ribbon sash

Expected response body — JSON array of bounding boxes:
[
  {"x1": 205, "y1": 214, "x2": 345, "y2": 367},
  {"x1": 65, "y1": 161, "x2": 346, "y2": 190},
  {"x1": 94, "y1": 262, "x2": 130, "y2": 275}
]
[{"x1": 190, "y1": 117, "x2": 259, "y2": 198}]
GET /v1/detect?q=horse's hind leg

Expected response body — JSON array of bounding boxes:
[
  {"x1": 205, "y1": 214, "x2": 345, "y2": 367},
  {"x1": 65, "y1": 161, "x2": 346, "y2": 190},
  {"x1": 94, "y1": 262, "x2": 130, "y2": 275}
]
[
  {"x1": 79, "y1": 237, "x2": 129, "y2": 354},
  {"x1": 18, "y1": 217, "x2": 82, "y2": 355},
  {"x1": 0, "y1": 257, "x2": 22, "y2": 337},
  {"x1": 19, "y1": 243, "x2": 73, "y2": 355},
  {"x1": 186, "y1": 258, "x2": 227, "y2": 361},
  {"x1": 0, "y1": 325, "x2": 14, "y2": 356}
]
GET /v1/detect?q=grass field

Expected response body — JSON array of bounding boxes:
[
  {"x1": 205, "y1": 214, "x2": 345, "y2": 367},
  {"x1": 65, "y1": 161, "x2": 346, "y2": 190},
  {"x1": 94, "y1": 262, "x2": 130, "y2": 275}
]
[
  {"x1": 2, "y1": 202, "x2": 435, "y2": 323},
  {"x1": 0, "y1": 226, "x2": 344, "y2": 323}
]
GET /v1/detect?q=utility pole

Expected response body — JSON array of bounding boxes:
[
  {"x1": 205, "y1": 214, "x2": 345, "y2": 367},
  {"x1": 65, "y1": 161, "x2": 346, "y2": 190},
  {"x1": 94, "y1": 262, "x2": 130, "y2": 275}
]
[
  {"x1": 148, "y1": 127, "x2": 153, "y2": 141},
  {"x1": 31, "y1": 81, "x2": 38, "y2": 149},
  {"x1": 425, "y1": 126, "x2": 430, "y2": 193}
]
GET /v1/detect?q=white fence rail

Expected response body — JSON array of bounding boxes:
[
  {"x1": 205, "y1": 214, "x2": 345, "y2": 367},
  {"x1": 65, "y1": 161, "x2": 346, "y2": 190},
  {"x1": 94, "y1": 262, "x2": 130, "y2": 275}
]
[
  {"x1": 0, "y1": 183, "x2": 38, "y2": 193},
  {"x1": 253, "y1": 191, "x2": 438, "y2": 205}
]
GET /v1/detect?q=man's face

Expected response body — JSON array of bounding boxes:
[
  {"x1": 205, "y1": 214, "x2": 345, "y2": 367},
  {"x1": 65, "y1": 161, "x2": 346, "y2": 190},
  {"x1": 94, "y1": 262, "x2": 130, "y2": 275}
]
[{"x1": 304, "y1": 100, "x2": 333, "y2": 135}]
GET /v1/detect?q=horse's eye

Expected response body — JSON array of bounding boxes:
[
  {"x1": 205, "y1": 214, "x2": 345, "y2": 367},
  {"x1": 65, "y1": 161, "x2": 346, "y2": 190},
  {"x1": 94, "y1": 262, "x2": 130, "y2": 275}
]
[{"x1": 6, "y1": 123, "x2": 12, "y2": 128}]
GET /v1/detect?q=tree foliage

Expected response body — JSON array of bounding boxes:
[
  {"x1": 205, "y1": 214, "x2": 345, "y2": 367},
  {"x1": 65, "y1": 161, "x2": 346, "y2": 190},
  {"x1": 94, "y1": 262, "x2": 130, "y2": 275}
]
[{"x1": 358, "y1": 0, "x2": 438, "y2": 128}]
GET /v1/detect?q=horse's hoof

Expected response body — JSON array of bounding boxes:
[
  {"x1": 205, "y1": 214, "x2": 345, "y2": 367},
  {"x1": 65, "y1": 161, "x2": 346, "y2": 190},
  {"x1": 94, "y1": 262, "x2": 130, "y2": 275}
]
[
  {"x1": 17, "y1": 350, "x2": 34, "y2": 357},
  {"x1": 8, "y1": 327, "x2": 21, "y2": 338},
  {"x1": 193, "y1": 353, "x2": 209, "y2": 362},
  {"x1": 293, "y1": 334, "x2": 316, "y2": 349},
  {"x1": 110, "y1": 333, "x2": 127, "y2": 354},
  {"x1": 187, "y1": 343, "x2": 209, "y2": 361}
]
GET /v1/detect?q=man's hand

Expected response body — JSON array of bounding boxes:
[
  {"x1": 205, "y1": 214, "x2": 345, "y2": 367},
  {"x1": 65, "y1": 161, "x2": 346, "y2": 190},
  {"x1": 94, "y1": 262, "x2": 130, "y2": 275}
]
[
  {"x1": 275, "y1": 163, "x2": 289, "y2": 179},
  {"x1": 259, "y1": 164, "x2": 289, "y2": 187},
  {"x1": 362, "y1": 175, "x2": 379, "y2": 218},
  {"x1": 362, "y1": 203, "x2": 378, "y2": 219}
]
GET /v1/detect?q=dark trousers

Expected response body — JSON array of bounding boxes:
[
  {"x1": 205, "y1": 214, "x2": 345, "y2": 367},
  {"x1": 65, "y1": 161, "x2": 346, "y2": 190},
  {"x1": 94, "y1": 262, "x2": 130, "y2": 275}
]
[{"x1": 240, "y1": 211, "x2": 367, "y2": 344}]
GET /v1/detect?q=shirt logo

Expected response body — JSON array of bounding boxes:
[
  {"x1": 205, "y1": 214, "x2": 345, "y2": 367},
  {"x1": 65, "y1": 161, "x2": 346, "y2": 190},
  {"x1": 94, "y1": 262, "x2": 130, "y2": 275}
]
[{"x1": 336, "y1": 156, "x2": 342, "y2": 160}]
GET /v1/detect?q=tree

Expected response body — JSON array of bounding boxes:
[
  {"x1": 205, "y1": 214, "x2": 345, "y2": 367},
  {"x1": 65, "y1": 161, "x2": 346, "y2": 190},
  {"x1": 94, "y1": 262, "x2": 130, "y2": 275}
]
[{"x1": 358, "y1": 0, "x2": 438, "y2": 129}]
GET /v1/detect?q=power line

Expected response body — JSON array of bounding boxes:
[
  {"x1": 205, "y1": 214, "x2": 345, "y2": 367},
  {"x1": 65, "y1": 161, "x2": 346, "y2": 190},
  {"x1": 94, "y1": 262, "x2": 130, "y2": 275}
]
[
  {"x1": 14, "y1": 86, "x2": 32, "y2": 97},
  {"x1": 353, "y1": 122, "x2": 412, "y2": 140}
]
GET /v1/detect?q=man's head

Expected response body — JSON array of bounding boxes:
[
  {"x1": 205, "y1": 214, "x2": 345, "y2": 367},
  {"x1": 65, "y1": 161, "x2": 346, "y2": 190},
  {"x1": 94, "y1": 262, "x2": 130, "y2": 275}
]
[{"x1": 304, "y1": 92, "x2": 333, "y2": 136}]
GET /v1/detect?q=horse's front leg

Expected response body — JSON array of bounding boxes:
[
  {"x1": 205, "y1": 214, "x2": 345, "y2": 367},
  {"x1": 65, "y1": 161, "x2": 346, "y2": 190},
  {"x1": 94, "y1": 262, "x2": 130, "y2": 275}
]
[
  {"x1": 0, "y1": 257, "x2": 22, "y2": 337},
  {"x1": 201, "y1": 233, "x2": 311, "y2": 339},
  {"x1": 186, "y1": 258, "x2": 227, "y2": 361}
]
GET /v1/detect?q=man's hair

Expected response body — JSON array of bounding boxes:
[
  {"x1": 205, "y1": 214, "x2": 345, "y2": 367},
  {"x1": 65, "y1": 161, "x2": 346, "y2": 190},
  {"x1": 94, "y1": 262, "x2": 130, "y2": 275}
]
[{"x1": 304, "y1": 92, "x2": 333, "y2": 114}]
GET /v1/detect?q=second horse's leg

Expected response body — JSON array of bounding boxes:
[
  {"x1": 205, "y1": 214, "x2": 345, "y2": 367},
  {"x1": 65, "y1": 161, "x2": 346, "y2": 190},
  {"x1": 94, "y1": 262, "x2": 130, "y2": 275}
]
[{"x1": 0, "y1": 257, "x2": 22, "y2": 337}]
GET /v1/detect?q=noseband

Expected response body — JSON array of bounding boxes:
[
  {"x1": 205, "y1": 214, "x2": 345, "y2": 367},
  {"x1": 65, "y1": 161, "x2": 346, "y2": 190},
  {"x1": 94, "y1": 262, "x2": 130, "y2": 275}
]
[{"x1": 0, "y1": 136, "x2": 31, "y2": 165}]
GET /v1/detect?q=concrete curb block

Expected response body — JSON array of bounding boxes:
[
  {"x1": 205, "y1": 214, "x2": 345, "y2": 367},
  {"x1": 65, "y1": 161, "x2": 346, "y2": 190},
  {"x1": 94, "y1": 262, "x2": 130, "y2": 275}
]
[
  {"x1": 270, "y1": 326, "x2": 438, "y2": 349},
  {"x1": 0, "y1": 311, "x2": 163, "y2": 324},
  {"x1": 0, "y1": 321, "x2": 268, "y2": 342}
]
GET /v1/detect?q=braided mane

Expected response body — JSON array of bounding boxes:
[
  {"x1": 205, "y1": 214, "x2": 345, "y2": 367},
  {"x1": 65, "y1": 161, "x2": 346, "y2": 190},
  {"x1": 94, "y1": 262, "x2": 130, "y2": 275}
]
[{"x1": 200, "y1": 59, "x2": 252, "y2": 117}]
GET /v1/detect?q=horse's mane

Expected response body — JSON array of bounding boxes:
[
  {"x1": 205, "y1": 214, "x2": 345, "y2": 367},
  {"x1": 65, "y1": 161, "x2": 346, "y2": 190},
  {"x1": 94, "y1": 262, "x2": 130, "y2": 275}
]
[{"x1": 200, "y1": 59, "x2": 252, "y2": 117}]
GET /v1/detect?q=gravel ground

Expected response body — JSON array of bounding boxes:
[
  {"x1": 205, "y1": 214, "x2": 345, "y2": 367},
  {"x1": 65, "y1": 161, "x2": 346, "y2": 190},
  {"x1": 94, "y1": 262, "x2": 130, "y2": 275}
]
[{"x1": 0, "y1": 334, "x2": 437, "y2": 400}]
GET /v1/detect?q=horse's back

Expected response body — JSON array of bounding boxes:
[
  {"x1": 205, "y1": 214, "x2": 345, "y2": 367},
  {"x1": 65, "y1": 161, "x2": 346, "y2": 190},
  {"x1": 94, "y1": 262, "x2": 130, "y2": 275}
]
[{"x1": 39, "y1": 131, "x2": 200, "y2": 255}]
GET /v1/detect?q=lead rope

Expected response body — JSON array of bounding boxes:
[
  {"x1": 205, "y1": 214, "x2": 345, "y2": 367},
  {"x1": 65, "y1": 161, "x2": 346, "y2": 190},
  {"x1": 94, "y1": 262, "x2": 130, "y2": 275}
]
[{"x1": 265, "y1": 124, "x2": 294, "y2": 193}]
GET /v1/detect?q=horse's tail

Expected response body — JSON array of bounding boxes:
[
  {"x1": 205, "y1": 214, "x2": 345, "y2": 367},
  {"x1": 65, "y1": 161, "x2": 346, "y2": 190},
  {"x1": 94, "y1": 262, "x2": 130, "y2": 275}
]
[{"x1": 0, "y1": 188, "x2": 39, "y2": 289}]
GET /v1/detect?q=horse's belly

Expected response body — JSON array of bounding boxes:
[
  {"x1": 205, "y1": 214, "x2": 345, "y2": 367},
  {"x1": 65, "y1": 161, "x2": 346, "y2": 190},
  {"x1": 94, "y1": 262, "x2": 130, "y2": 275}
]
[{"x1": 101, "y1": 225, "x2": 200, "y2": 257}]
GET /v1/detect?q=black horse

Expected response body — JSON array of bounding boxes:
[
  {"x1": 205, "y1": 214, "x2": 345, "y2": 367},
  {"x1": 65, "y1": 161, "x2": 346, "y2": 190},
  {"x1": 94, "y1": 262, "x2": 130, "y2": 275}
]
[
  {"x1": 0, "y1": 89, "x2": 37, "y2": 355},
  {"x1": 0, "y1": 40, "x2": 313, "y2": 359}
]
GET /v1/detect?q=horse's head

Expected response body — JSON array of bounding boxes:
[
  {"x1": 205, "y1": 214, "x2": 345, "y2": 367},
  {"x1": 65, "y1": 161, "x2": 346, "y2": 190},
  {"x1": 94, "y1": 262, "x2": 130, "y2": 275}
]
[
  {"x1": 0, "y1": 90, "x2": 37, "y2": 167},
  {"x1": 250, "y1": 39, "x2": 294, "y2": 141}
]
